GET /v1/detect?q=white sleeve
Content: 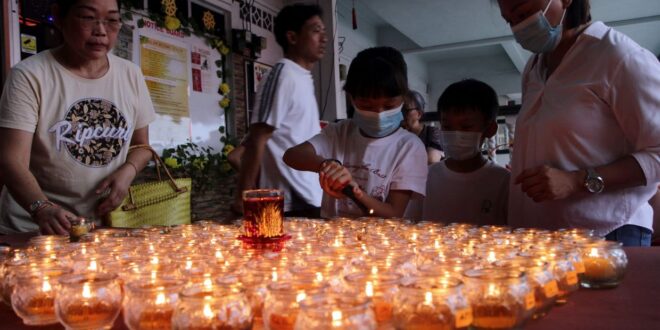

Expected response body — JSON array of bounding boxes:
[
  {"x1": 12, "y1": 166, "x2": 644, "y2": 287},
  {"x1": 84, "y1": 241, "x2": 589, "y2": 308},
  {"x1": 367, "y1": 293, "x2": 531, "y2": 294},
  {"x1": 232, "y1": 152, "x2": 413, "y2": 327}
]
[
  {"x1": 251, "y1": 63, "x2": 290, "y2": 129},
  {"x1": 0, "y1": 68, "x2": 39, "y2": 132},
  {"x1": 390, "y1": 139, "x2": 428, "y2": 196},
  {"x1": 609, "y1": 50, "x2": 660, "y2": 185},
  {"x1": 307, "y1": 122, "x2": 340, "y2": 160}
]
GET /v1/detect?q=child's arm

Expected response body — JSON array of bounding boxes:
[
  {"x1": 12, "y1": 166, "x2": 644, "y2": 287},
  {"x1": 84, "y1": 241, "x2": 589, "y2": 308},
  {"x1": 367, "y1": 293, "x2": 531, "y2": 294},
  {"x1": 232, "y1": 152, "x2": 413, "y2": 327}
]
[
  {"x1": 320, "y1": 161, "x2": 413, "y2": 217},
  {"x1": 283, "y1": 142, "x2": 326, "y2": 172}
]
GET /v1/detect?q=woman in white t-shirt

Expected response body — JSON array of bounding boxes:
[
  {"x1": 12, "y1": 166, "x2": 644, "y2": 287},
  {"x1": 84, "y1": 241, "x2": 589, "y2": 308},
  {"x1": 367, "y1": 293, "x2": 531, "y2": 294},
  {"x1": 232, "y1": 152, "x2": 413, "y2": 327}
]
[
  {"x1": 497, "y1": 0, "x2": 660, "y2": 246},
  {"x1": 283, "y1": 47, "x2": 428, "y2": 218},
  {"x1": 0, "y1": 0, "x2": 156, "y2": 234}
]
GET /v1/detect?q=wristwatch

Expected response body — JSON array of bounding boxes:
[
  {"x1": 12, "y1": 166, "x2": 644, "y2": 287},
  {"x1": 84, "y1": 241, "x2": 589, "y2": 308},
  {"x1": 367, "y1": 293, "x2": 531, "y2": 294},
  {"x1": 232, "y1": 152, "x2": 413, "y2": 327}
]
[
  {"x1": 28, "y1": 200, "x2": 52, "y2": 216},
  {"x1": 584, "y1": 168, "x2": 604, "y2": 194}
]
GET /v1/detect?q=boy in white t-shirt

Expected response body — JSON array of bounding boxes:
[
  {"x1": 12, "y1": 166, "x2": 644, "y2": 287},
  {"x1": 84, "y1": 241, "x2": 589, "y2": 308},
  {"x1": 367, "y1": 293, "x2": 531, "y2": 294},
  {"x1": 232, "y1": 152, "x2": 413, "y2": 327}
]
[
  {"x1": 283, "y1": 47, "x2": 428, "y2": 218},
  {"x1": 422, "y1": 79, "x2": 510, "y2": 225}
]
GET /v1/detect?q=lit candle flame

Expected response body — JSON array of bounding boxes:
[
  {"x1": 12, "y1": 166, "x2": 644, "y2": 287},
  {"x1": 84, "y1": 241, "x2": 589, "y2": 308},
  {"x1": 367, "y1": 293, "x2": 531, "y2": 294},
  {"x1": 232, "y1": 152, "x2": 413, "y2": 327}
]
[
  {"x1": 42, "y1": 278, "x2": 51, "y2": 292},
  {"x1": 296, "y1": 291, "x2": 306, "y2": 303},
  {"x1": 411, "y1": 233, "x2": 418, "y2": 241},
  {"x1": 82, "y1": 283, "x2": 92, "y2": 299},
  {"x1": 203, "y1": 277, "x2": 213, "y2": 290},
  {"x1": 424, "y1": 291, "x2": 433, "y2": 305},
  {"x1": 371, "y1": 266, "x2": 378, "y2": 275},
  {"x1": 315, "y1": 272, "x2": 323, "y2": 283},
  {"x1": 487, "y1": 283, "x2": 500, "y2": 297},
  {"x1": 155, "y1": 292, "x2": 166, "y2": 305},
  {"x1": 369, "y1": 209, "x2": 374, "y2": 215},
  {"x1": 589, "y1": 247, "x2": 599, "y2": 257},
  {"x1": 365, "y1": 281, "x2": 374, "y2": 297},
  {"x1": 332, "y1": 310, "x2": 342, "y2": 327},
  {"x1": 203, "y1": 303, "x2": 214, "y2": 318},
  {"x1": 487, "y1": 251, "x2": 497, "y2": 264},
  {"x1": 186, "y1": 260, "x2": 193, "y2": 270},
  {"x1": 215, "y1": 250, "x2": 223, "y2": 259},
  {"x1": 88, "y1": 260, "x2": 98, "y2": 272},
  {"x1": 150, "y1": 256, "x2": 159, "y2": 265}
]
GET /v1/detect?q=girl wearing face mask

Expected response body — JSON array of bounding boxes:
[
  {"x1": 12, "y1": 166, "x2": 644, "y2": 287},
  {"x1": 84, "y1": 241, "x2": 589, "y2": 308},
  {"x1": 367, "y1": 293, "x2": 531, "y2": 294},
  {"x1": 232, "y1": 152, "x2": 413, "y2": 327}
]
[
  {"x1": 497, "y1": 0, "x2": 660, "y2": 246},
  {"x1": 283, "y1": 46, "x2": 428, "y2": 218},
  {"x1": 421, "y1": 79, "x2": 510, "y2": 225}
]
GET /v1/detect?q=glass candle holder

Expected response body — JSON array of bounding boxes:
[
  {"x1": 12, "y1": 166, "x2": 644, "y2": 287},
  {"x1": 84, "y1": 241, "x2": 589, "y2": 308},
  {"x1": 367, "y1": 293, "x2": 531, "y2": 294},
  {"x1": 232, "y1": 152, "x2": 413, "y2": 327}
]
[
  {"x1": 344, "y1": 272, "x2": 401, "y2": 327},
  {"x1": 463, "y1": 268, "x2": 533, "y2": 330},
  {"x1": 295, "y1": 292, "x2": 376, "y2": 330},
  {"x1": 11, "y1": 266, "x2": 72, "y2": 326},
  {"x1": 394, "y1": 276, "x2": 472, "y2": 330},
  {"x1": 242, "y1": 189, "x2": 285, "y2": 238},
  {"x1": 69, "y1": 217, "x2": 95, "y2": 243},
  {"x1": 172, "y1": 284, "x2": 253, "y2": 330},
  {"x1": 55, "y1": 273, "x2": 122, "y2": 330},
  {"x1": 263, "y1": 282, "x2": 324, "y2": 330},
  {"x1": 495, "y1": 259, "x2": 557, "y2": 319},
  {"x1": 579, "y1": 241, "x2": 627, "y2": 289},
  {"x1": 123, "y1": 277, "x2": 185, "y2": 330}
]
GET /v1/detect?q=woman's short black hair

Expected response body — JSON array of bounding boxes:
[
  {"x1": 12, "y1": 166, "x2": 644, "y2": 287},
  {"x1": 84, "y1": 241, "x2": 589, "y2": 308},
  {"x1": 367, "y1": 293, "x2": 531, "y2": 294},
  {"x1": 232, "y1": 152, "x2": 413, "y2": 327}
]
[
  {"x1": 343, "y1": 46, "x2": 408, "y2": 99},
  {"x1": 565, "y1": 0, "x2": 591, "y2": 29},
  {"x1": 437, "y1": 79, "x2": 499, "y2": 123},
  {"x1": 56, "y1": 0, "x2": 121, "y2": 18},
  {"x1": 274, "y1": 4, "x2": 323, "y2": 53}
]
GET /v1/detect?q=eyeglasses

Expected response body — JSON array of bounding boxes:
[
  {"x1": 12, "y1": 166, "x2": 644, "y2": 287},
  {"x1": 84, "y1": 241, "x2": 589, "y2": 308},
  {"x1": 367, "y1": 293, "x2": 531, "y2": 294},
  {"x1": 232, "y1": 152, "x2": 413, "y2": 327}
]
[{"x1": 75, "y1": 16, "x2": 122, "y2": 31}]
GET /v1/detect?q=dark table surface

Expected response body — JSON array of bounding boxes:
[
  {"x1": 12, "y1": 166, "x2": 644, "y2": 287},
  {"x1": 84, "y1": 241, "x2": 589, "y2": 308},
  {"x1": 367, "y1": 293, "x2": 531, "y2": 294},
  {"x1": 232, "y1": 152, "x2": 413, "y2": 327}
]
[{"x1": 2, "y1": 233, "x2": 659, "y2": 330}]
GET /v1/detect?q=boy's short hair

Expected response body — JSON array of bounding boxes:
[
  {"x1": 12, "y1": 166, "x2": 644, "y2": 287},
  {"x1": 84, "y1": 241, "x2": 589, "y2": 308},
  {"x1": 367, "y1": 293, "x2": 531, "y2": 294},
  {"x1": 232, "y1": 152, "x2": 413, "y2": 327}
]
[
  {"x1": 274, "y1": 4, "x2": 323, "y2": 53},
  {"x1": 437, "y1": 79, "x2": 499, "y2": 122},
  {"x1": 344, "y1": 46, "x2": 408, "y2": 99}
]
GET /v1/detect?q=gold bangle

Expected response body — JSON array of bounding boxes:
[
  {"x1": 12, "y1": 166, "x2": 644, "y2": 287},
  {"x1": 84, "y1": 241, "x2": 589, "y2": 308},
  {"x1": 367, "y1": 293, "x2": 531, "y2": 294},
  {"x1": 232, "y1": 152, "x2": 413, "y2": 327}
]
[{"x1": 125, "y1": 161, "x2": 139, "y2": 175}]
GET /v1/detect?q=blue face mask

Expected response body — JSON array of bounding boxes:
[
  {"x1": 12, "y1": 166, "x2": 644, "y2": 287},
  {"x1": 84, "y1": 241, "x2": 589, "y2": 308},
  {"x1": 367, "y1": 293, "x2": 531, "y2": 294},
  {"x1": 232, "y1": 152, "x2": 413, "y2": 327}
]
[
  {"x1": 353, "y1": 103, "x2": 404, "y2": 138},
  {"x1": 512, "y1": 0, "x2": 566, "y2": 54}
]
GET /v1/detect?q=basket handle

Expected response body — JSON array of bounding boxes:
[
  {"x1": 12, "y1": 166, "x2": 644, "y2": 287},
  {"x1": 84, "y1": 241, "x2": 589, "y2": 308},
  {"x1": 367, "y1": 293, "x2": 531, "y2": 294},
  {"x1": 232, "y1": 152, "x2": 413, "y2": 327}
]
[{"x1": 123, "y1": 144, "x2": 188, "y2": 209}]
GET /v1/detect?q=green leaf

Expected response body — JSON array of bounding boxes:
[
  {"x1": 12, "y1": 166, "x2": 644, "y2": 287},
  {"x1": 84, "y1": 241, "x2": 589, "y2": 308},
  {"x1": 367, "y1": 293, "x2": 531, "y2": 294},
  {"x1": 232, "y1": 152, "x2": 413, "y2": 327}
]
[
  {"x1": 137, "y1": 18, "x2": 145, "y2": 28},
  {"x1": 219, "y1": 126, "x2": 226, "y2": 134}
]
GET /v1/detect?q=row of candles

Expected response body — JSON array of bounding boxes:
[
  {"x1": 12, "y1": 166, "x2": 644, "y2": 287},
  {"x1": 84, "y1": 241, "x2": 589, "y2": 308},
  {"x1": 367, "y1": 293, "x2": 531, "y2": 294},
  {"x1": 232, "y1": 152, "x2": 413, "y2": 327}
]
[{"x1": 0, "y1": 218, "x2": 628, "y2": 329}]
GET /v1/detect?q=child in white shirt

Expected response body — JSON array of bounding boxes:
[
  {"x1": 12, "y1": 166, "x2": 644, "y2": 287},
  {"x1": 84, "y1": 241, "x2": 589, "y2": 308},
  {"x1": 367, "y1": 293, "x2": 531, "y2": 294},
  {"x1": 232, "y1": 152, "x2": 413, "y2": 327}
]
[
  {"x1": 283, "y1": 47, "x2": 427, "y2": 218},
  {"x1": 422, "y1": 79, "x2": 510, "y2": 225}
]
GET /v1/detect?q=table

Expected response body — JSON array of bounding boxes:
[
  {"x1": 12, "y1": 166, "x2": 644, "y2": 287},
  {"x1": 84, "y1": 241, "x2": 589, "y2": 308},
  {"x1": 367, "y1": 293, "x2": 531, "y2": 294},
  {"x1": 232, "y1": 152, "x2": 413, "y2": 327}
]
[{"x1": 2, "y1": 234, "x2": 659, "y2": 330}]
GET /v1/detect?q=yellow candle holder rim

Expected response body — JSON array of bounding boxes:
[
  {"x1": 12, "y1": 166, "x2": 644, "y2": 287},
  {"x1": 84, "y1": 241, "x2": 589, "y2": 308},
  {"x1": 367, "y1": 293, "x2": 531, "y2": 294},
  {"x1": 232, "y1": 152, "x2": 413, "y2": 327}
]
[
  {"x1": 298, "y1": 292, "x2": 372, "y2": 313},
  {"x1": 58, "y1": 272, "x2": 119, "y2": 286},
  {"x1": 345, "y1": 271, "x2": 403, "y2": 284},
  {"x1": 463, "y1": 267, "x2": 526, "y2": 281},
  {"x1": 125, "y1": 277, "x2": 185, "y2": 292}
]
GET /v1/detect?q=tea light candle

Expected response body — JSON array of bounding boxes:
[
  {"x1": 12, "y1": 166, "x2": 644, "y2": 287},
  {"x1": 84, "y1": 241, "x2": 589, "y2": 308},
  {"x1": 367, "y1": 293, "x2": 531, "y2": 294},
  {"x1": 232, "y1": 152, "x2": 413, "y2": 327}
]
[
  {"x1": 11, "y1": 267, "x2": 71, "y2": 326},
  {"x1": 56, "y1": 281, "x2": 120, "y2": 329},
  {"x1": 138, "y1": 292, "x2": 175, "y2": 330},
  {"x1": 583, "y1": 247, "x2": 616, "y2": 281}
]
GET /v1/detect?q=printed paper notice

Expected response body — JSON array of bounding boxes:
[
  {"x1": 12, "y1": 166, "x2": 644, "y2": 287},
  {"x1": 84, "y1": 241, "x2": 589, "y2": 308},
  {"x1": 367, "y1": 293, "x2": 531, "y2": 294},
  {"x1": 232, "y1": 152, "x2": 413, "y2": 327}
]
[{"x1": 140, "y1": 36, "x2": 190, "y2": 119}]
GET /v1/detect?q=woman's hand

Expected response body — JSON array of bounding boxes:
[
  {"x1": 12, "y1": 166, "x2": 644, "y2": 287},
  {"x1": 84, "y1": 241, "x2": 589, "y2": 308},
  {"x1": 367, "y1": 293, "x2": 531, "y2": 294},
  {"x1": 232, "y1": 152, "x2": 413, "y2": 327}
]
[
  {"x1": 94, "y1": 163, "x2": 136, "y2": 216},
  {"x1": 515, "y1": 165, "x2": 583, "y2": 202},
  {"x1": 33, "y1": 203, "x2": 75, "y2": 235},
  {"x1": 318, "y1": 161, "x2": 363, "y2": 199}
]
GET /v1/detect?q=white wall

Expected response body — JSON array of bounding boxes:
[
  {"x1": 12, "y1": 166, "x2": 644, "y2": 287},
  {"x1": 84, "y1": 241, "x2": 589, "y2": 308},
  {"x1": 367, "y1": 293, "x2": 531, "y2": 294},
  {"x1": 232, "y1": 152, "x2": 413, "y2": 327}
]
[{"x1": 428, "y1": 52, "x2": 521, "y2": 111}]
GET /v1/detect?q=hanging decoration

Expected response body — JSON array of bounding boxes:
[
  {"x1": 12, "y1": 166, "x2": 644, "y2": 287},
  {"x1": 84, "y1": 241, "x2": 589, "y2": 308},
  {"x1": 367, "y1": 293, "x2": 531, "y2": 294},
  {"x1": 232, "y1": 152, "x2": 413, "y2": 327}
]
[{"x1": 202, "y1": 10, "x2": 216, "y2": 31}]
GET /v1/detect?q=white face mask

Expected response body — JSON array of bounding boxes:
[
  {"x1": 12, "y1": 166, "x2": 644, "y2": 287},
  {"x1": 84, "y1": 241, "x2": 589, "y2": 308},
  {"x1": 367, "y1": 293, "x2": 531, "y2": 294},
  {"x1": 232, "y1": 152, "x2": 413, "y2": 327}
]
[
  {"x1": 440, "y1": 131, "x2": 483, "y2": 160},
  {"x1": 353, "y1": 103, "x2": 404, "y2": 138},
  {"x1": 511, "y1": 0, "x2": 566, "y2": 53}
]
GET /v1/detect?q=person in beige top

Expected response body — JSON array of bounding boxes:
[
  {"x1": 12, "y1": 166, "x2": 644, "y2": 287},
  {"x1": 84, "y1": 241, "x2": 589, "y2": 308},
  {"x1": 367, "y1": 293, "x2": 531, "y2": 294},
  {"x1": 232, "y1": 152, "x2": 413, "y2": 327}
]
[{"x1": 0, "y1": 0, "x2": 156, "y2": 235}]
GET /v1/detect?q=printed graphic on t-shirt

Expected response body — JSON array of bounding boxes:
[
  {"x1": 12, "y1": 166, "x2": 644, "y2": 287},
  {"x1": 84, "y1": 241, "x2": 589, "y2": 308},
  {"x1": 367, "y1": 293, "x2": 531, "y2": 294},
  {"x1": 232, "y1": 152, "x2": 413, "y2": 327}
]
[{"x1": 48, "y1": 98, "x2": 131, "y2": 167}]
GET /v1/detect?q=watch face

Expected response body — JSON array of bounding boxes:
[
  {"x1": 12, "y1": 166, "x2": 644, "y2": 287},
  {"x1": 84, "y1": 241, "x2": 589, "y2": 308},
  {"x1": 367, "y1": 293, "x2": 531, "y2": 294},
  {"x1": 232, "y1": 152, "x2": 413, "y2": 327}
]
[{"x1": 586, "y1": 178, "x2": 604, "y2": 193}]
